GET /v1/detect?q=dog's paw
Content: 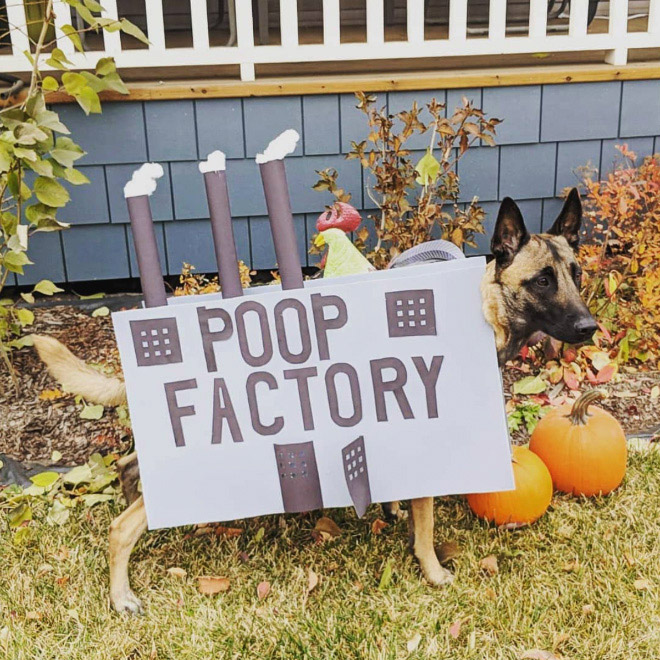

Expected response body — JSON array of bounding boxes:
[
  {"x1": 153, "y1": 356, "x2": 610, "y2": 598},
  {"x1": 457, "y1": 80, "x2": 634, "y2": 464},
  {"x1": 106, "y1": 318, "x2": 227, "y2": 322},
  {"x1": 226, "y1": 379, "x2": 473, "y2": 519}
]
[
  {"x1": 423, "y1": 564, "x2": 455, "y2": 588},
  {"x1": 111, "y1": 589, "x2": 143, "y2": 615}
]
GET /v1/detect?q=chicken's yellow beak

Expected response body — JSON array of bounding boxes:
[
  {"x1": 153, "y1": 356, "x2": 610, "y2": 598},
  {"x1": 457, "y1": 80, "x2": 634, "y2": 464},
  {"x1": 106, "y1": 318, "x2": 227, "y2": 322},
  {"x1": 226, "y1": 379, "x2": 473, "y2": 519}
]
[{"x1": 313, "y1": 233, "x2": 326, "y2": 249}]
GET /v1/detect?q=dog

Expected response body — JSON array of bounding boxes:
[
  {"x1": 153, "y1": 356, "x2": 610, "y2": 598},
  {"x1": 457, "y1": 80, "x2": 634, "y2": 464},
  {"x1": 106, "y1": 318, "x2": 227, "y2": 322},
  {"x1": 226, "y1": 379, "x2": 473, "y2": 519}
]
[{"x1": 32, "y1": 188, "x2": 596, "y2": 613}]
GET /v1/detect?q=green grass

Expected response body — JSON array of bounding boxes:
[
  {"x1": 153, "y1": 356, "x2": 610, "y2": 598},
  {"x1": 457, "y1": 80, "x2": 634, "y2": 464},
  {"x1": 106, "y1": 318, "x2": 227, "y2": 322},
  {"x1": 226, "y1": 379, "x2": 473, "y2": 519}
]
[{"x1": 1, "y1": 446, "x2": 660, "y2": 660}]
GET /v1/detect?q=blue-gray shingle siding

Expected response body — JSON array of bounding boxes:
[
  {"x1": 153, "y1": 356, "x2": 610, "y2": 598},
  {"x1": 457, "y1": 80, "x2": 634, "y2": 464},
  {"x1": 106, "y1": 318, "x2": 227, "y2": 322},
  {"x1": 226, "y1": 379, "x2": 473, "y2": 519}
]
[{"x1": 18, "y1": 79, "x2": 660, "y2": 285}]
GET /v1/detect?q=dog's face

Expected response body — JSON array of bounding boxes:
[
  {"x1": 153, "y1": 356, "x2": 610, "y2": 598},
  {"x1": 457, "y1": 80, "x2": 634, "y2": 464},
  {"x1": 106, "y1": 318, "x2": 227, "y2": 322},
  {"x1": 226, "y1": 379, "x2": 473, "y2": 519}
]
[{"x1": 490, "y1": 188, "x2": 597, "y2": 346}]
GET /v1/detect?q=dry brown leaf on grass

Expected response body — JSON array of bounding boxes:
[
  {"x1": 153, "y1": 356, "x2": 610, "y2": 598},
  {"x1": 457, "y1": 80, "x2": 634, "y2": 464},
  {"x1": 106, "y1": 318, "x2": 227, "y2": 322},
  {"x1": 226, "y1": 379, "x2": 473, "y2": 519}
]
[
  {"x1": 623, "y1": 551, "x2": 635, "y2": 566},
  {"x1": 312, "y1": 516, "x2": 341, "y2": 543},
  {"x1": 257, "y1": 581, "x2": 271, "y2": 600},
  {"x1": 197, "y1": 576, "x2": 230, "y2": 595},
  {"x1": 307, "y1": 568, "x2": 319, "y2": 595},
  {"x1": 634, "y1": 578, "x2": 651, "y2": 590},
  {"x1": 479, "y1": 555, "x2": 499, "y2": 576},
  {"x1": 562, "y1": 560, "x2": 580, "y2": 572},
  {"x1": 520, "y1": 651, "x2": 559, "y2": 660},
  {"x1": 406, "y1": 633, "x2": 422, "y2": 652},
  {"x1": 553, "y1": 633, "x2": 570, "y2": 650},
  {"x1": 582, "y1": 604, "x2": 595, "y2": 615},
  {"x1": 371, "y1": 518, "x2": 388, "y2": 535},
  {"x1": 214, "y1": 525, "x2": 243, "y2": 538},
  {"x1": 167, "y1": 567, "x2": 187, "y2": 579},
  {"x1": 0, "y1": 626, "x2": 9, "y2": 654}
]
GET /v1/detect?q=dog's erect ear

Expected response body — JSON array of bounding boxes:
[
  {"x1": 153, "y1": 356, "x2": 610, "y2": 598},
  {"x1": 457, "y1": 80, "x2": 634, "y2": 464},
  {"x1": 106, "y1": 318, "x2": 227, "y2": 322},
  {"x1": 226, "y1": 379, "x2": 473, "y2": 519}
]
[
  {"x1": 547, "y1": 187, "x2": 582, "y2": 250},
  {"x1": 491, "y1": 197, "x2": 530, "y2": 267}
]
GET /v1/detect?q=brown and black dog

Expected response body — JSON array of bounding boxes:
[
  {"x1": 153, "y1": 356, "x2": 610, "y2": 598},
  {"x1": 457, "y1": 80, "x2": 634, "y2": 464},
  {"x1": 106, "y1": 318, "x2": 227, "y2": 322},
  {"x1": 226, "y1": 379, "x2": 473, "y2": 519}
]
[{"x1": 32, "y1": 188, "x2": 596, "y2": 613}]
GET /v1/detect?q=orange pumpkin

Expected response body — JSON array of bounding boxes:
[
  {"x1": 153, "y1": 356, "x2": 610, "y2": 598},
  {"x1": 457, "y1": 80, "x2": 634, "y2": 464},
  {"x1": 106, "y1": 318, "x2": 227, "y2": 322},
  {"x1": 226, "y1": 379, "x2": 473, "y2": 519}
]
[
  {"x1": 467, "y1": 445, "x2": 553, "y2": 526},
  {"x1": 529, "y1": 390, "x2": 626, "y2": 497}
]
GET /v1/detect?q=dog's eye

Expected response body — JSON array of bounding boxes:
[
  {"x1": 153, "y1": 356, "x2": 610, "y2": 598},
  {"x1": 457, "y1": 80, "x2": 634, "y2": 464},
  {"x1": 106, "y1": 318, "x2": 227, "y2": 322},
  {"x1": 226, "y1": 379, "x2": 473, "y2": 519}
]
[{"x1": 536, "y1": 276, "x2": 550, "y2": 287}]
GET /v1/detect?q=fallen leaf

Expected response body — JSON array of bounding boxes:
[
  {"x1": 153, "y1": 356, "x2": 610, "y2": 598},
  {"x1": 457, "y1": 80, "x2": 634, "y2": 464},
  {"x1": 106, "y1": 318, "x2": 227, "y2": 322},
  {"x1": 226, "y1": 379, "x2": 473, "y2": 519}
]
[
  {"x1": 623, "y1": 551, "x2": 635, "y2": 567},
  {"x1": 149, "y1": 640, "x2": 157, "y2": 659},
  {"x1": 214, "y1": 525, "x2": 243, "y2": 538},
  {"x1": 25, "y1": 611, "x2": 42, "y2": 620},
  {"x1": 563, "y1": 367, "x2": 580, "y2": 390},
  {"x1": 79, "y1": 403, "x2": 104, "y2": 420},
  {"x1": 307, "y1": 568, "x2": 319, "y2": 594},
  {"x1": 651, "y1": 385, "x2": 659, "y2": 400},
  {"x1": 238, "y1": 551, "x2": 250, "y2": 564},
  {"x1": 582, "y1": 604, "x2": 595, "y2": 615},
  {"x1": 257, "y1": 581, "x2": 271, "y2": 600},
  {"x1": 437, "y1": 541, "x2": 461, "y2": 565},
  {"x1": 91, "y1": 305, "x2": 110, "y2": 317},
  {"x1": 513, "y1": 375, "x2": 547, "y2": 395},
  {"x1": 39, "y1": 388, "x2": 63, "y2": 401},
  {"x1": 56, "y1": 575, "x2": 70, "y2": 587},
  {"x1": 314, "y1": 517, "x2": 341, "y2": 538},
  {"x1": 378, "y1": 559, "x2": 393, "y2": 590},
  {"x1": 562, "y1": 560, "x2": 580, "y2": 572},
  {"x1": 50, "y1": 450, "x2": 62, "y2": 462},
  {"x1": 596, "y1": 363, "x2": 618, "y2": 384},
  {"x1": 0, "y1": 626, "x2": 9, "y2": 654},
  {"x1": 485, "y1": 588, "x2": 497, "y2": 600},
  {"x1": 327, "y1": 562, "x2": 339, "y2": 572},
  {"x1": 520, "y1": 651, "x2": 558, "y2": 660},
  {"x1": 479, "y1": 555, "x2": 499, "y2": 576},
  {"x1": 371, "y1": 518, "x2": 388, "y2": 535},
  {"x1": 449, "y1": 619, "x2": 462, "y2": 639},
  {"x1": 407, "y1": 632, "x2": 422, "y2": 652},
  {"x1": 254, "y1": 527, "x2": 265, "y2": 543},
  {"x1": 167, "y1": 567, "x2": 187, "y2": 579},
  {"x1": 197, "y1": 576, "x2": 230, "y2": 595},
  {"x1": 634, "y1": 578, "x2": 651, "y2": 591}
]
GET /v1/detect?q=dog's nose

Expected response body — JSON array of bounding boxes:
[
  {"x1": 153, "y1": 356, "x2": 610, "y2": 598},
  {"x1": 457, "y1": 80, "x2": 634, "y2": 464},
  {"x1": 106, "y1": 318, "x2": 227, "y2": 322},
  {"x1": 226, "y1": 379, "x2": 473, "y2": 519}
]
[{"x1": 574, "y1": 316, "x2": 598, "y2": 339}]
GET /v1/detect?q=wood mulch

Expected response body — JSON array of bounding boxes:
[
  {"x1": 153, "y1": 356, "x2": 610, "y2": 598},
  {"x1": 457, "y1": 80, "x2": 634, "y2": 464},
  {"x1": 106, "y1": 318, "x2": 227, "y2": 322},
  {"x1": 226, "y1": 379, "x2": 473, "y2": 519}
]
[{"x1": 0, "y1": 304, "x2": 658, "y2": 466}]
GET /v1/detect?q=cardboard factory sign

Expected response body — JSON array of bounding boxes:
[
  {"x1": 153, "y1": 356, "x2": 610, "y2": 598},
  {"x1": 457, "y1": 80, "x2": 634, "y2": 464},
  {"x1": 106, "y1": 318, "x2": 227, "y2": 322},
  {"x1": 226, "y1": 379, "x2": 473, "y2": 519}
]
[{"x1": 112, "y1": 258, "x2": 513, "y2": 529}]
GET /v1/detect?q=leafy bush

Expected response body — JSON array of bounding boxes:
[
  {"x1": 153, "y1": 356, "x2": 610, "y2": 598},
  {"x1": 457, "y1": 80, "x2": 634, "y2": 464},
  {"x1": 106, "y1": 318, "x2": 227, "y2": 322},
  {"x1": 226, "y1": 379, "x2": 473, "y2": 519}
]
[
  {"x1": 313, "y1": 92, "x2": 500, "y2": 269},
  {"x1": 0, "y1": 0, "x2": 146, "y2": 375}
]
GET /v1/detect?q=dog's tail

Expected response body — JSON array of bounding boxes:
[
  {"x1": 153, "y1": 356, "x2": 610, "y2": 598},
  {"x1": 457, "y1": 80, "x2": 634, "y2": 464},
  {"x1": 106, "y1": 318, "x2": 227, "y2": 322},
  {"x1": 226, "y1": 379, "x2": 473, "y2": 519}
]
[{"x1": 32, "y1": 335, "x2": 127, "y2": 406}]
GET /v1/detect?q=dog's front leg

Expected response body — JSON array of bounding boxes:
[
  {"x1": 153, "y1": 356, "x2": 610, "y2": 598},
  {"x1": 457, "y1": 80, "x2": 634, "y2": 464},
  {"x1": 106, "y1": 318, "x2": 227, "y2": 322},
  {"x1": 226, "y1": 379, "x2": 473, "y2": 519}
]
[
  {"x1": 109, "y1": 496, "x2": 147, "y2": 614},
  {"x1": 409, "y1": 497, "x2": 454, "y2": 587}
]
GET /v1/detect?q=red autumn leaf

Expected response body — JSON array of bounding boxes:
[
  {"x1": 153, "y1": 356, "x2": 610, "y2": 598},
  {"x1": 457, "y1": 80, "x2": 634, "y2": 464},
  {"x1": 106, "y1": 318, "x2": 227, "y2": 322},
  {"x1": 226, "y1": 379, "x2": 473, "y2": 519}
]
[
  {"x1": 214, "y1": 525, "x2": 243, "y2": 538},
  {"x1": 596, "y1": 363, "x2": 617, "y2": 384},
  {"x1": 562, "y1": 346, "x2": 577, "y2": 363},
  {"x1": 586, "y1": 368, "x2": 598, "y2": 385},
  {"x1": 449, "y1": 619, "x2": 462, "y2": 639},
  {"x1": 371, "y1": 519, "x2": 388, "y2": 535},
  {"x1": 563, "y1": 368, "x2": 580, "y2": 390},
  {"x1": 597, "y1": 322, "x2": 613, "y2": 342},
  {"x1": 519, "y1": 345, "x2": 529, "y2": 360}
]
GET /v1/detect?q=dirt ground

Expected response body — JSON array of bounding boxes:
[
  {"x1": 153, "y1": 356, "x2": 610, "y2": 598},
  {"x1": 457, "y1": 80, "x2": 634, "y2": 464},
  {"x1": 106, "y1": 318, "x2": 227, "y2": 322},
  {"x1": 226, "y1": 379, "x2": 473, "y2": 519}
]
[{"x1": 0, "y1": 304, "x2": 658, "y2": 466}]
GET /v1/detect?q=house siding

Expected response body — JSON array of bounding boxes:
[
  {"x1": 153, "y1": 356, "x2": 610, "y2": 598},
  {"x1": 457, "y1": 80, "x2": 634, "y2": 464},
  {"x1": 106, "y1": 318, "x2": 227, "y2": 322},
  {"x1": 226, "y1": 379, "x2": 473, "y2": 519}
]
[{"x1": 15, "y1": 79, "x2": 660, "y2": 286}]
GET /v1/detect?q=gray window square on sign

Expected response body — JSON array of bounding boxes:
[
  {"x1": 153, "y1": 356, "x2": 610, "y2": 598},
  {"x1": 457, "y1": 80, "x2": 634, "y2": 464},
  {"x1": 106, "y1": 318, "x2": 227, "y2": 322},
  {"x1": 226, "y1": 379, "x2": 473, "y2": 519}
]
[
  {"x1": 385, "y1": 289, "x2": 436, "y2": 337},
  {"x1": 130, "y1": 318, "x2": 183, "y2": 367}
]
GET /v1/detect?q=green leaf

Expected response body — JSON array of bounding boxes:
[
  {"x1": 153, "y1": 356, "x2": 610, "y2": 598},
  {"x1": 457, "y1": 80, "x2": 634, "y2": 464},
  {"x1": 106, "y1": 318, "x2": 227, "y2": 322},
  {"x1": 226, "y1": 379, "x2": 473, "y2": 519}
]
[
  {"x1": 378, "y1": 559, "x2": 393, "y2": 590},
  {"x1": 21, "y1": 292, "x2": 35, "y2": 304},
  {"x1": 61, "y1": 24, "x2": 84, "y2": 52},
  {"x1": 8, "y1": 503, "x2": 32, "y2": 528},
  {"x1": 61, "y1": 71, "x2": 87, "y2": 96},
  {"x1": 30, "y1": 471, "x2": 61, "y2": 488},
  {"x1": 95, "y1": 17, "x2": 122, "y2": 32},
  {"x1": 42, "y1": 76, "x2": 60, "y2": 92},
  {"x1": 513, "y1": 375, "x2": 547, "y2": 395},
  {"x1": 13, "y1": 526, "x2": 35, "y2": 545},
  {"x1": 415, "y1": 149, "x2": 441, "y2": 186},
  {"x1": 2, "y1": 250, "x2": 32, "y2": 274},
  {"x1": 50, "y1": 136, "x2": 85, "y2": 167},
  {"x1": 75, "y1": 86, "x2": 101, "y2": 115},
  {"x1": 80, "y1": 403, "x2": 104, "y2": 420},
  {"x1": 34, "y1": 177, "x2": 70, "y2": 207},
  {"x1": 84, "y1": 0, "x2": 106, "y2": 12},
  {"x1": 81, "y1": 493, "x2": 113, "y2": 507},
  {"x1": 62, "y1": 464, "x2": 94, "y2": 485},
  {"x1": 27, "y1": 158, "x2": 54, "y2": 177},
  {"x1": 96, "y1": 71, "x2": 128, "y2": 95},
  {"x1": 13, "y1": 147, "x2": 37, "y2": 162},
  {"x1": 7, "y1": 171, "x2": 32, "y2": 201},
  {"x1": 91, "y1": 305, "x2": 110, "y2": 317},
  {"x1": 45, "y1": 48, "x2": 74, "y2": 71},
  {"x1": 254, "y1": 527, "x2": 265, "y2": 543},
  {"x1": 63, "y1": 167, "x2": 89, "y2": 185},
  {"x1": 0, "y1": 144, "x2": 12, "y2": 172},
  {"x1": 95, "y1": 57, "x2": 116, "y2": 76},
  {"x1": 120, "y1": 18, "x2": 150, "y2": 44},
  {"x1": 33, "y1": 279, "x2": 64, "y2": 296},
  {"x1": 46, "y1": 500, "x2": 70, "y2": 525},
  {"x1": 14, "y1": 122, "x2": 49, "y2": 145},
  {"x1": 36, "y1": 109, "x2": 70, "y2": 134},
  {"x1": 7, "y1": 335, "x2": 34, "y2": 349},
  {"x1": 51, "y1": 450, "x2": 63, "y2": 462},
  {"x1": 15, "y1": 308, "x2": 35, "y2": 326},
  {"x1": 7, "y1": 224, "x2": 28, "y2": 251}
]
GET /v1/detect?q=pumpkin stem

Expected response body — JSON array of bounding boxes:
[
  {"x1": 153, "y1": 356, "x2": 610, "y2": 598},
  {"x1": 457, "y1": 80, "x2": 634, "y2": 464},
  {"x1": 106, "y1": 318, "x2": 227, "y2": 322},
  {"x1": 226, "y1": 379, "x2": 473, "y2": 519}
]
[{"x1": 569, "y1": 390, "x2": 605, "y2": 425}]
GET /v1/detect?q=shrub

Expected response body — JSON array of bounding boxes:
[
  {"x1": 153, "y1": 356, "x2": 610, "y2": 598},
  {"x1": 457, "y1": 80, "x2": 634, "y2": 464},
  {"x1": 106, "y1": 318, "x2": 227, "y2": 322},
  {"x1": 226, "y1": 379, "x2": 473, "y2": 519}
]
[{"x1": 313, "y1": 92, "x2": 500, "y2": 269}]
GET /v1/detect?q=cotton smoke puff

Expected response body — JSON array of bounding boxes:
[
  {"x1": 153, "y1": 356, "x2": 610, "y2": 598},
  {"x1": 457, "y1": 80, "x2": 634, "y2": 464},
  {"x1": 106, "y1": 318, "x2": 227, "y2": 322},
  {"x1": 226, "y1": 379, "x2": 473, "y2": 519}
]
[
  {"x1": 124, "y1": 162, "x2": 165, "y2": 198},
  {"x1": 198, "y1": 150, "x2": 227, "y2": 173},
  {"x1": 255, "y1": 129, "x2": 300, "y2": 164},
  {"x1": 316, "y1": 202, "x2": 362, "y2": 233}
]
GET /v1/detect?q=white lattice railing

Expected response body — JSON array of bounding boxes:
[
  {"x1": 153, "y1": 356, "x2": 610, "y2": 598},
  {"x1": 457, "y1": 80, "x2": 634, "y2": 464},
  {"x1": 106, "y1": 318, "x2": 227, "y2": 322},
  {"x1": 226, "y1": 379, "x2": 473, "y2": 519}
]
[{"x1": 1, "y1": 0, "x2": 659, "y2": 81}]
